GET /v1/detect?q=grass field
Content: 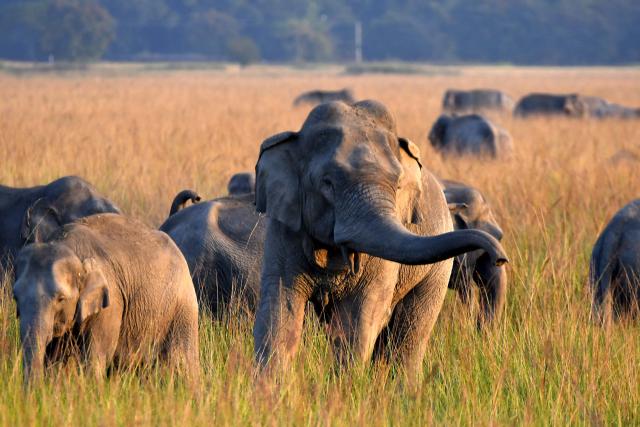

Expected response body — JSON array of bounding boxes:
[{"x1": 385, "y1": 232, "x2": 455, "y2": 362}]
[{"x1": 0, "y1": 65, "x2": 639, "y2": 426}]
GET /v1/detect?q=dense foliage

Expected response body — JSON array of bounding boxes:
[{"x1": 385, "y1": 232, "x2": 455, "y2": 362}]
[{"x1": 0, "y1": 0, "x2": 639, "y2": 64}]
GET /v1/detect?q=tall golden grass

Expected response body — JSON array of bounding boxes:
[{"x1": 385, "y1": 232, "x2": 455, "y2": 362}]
[{"x1": 0, "y1": 65, "x2": 639, "y2": 425}]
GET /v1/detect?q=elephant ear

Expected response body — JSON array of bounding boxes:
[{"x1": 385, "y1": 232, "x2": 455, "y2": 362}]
[
  {"x1": 255, "y1": 131, "x2": 302, "y2": 231},
  {"x1": 76, "y1": 259, "x2": 110, "y2": 327},
  {"x1": 21, "y1": 198, "x2": 62, "y2": 245},
  {"x1": 398, "y1": 137, "x2": 424, "y2": 224}
]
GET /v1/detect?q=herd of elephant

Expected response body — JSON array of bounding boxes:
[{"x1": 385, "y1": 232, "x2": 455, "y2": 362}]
[
  {"x1": 296, "y1": 88, "x2": 640, "y2": 160},
  {"x1": 1, "y1": 97, "x2": 638, "y2": 386}
]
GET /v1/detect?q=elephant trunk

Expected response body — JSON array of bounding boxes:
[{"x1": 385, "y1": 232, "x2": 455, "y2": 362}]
[
  {"x1": 334, "y1": 208, "x2": 508, "y2": 267},
  {"x1": 20, "y1": 319, "x2": 50, "y2": 383},
  {"x1": 474, "y1": 253, "x2": 508, "y2": 328}
]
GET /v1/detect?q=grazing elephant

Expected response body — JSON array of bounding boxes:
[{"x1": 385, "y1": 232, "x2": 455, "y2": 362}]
[
  {"x1": 589, "y1": 199, "x2": 640, "y2": 327},
  {"x1": 0, "y1": 176, "x2": 120, "y2": 267},
  {"x1": 442, "y1": 89, "x2": 513, "y2": 114},
  {"x1": 160, "y1": 192, "x2": 265, "y2": 315},
  {"x1": 442, "y1": 180, "x2": 507, "y2": 328},
  {"x1": 428, "y1": 114, "x2": 513, "y2": 159},
  {"x1": 514, "y1": 93, "x2": 639, "y2": 118},
  {"x1": 227, "y1": 172, "x2": 255, "y2": 196},
  {"x1": 13, "y1": 212, "x2": 199, "y2": 383},
  {"x1": 293, "y1": 89, "x2": 355, "y2": 107},
  {"x1": 252, "y1": 100, "x2": 508, "y2": 378}
]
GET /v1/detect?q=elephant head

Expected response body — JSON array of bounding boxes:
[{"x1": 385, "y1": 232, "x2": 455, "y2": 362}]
[
  {"x1": 13, "y1": 243, "x2": 109, "y2": 383},
  {"x1": 428, "y1": 114, "x2": 452, "y2": 149},
  {"x1": 445, "y1": 184, "x2": 506, "y2": 327},
  {"x1": 255, "y1": 100, "x2": 507, "y2": 268},
  {"x1": 21, "y1": 176, "x2": 120, "y2": 245},
  {"x1": 227, "y1": 172, "x2": 256, "y2": 196}
]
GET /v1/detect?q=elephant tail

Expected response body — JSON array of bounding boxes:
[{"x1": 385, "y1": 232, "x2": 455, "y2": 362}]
[
  {"x1": 589, "y1": 228, "x2": 619, "y2": 325},
  {"x1": 169, "y1": 190, "x2": 201, "y2": 216}
]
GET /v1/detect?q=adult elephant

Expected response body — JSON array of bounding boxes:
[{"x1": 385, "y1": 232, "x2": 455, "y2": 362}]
[
  {"x1": 515, "y1": 93, "x2": 640, "y2": 118},
  {"x1": 0, "y1": 176, "x2": 120, "y2": 267},
  {"x1": 442, "y1": 89, "x2": 513, "y2": 114},
  {"x1": 442, "y1": 180, "x2": 507, "y2": 328},
  {"x1": 160, "y1": 192, "x2": 265, "y2": 315},
  {"x1": 589, "y1": 199, "x2": 640, "y2": 327},
  {"x1": 252, "y1": 100, "x2": 508, "y2": 377},
  {"x1": 428, "y1": 114, "x2": 513, "y2": 159}
]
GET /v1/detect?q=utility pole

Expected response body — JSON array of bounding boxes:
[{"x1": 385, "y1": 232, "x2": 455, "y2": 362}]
[{"x1": 354, "y1": 21, "x2": 362, "y2": 63}]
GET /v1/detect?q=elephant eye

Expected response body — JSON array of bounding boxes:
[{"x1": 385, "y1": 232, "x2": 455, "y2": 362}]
[{"x1": 56, "y1": 295, "x2": 66, "y2": 303}]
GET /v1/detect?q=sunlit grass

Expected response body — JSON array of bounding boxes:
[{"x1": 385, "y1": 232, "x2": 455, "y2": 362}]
[{"x1": 0, "y1": 66, "x2": 639, "y2": 425}]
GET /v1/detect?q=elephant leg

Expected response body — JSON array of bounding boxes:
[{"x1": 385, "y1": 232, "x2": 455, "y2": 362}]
[
  {"x1": 383, "y1": 261, "x2": 451, "y2": 382},
  {"x1": 163, "y1": 305, "x2": 200, "y2": 387},
  {"x1": 253, "y1": 276, "x2": 309, "y2": 371},
  {"x1": 327, "y1": 271, "x2": 396, "y2": 366}
]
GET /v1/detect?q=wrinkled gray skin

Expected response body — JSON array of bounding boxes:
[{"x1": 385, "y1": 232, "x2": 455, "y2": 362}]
[
  {"x1": 428, "y1": 114, "x2": 513, "y2": 159},
  {"x1": 0, "y1": 176, "x2": 120, "y2": 267},
  {"x1": 442, "y1": 89, "x2": 513, "y2": 114},
  {"x1": 253, "y1": 100, "x2": 508, "y2": 379},
  {"x1": 293, "y1": 89, "x2": 355, "y2": 107},
  {"x1": 13, "y1": 213, "x2": 199, "y2": 384},
  {"x1": 514, "y1": 93, "x2": 640, "y2": 118},
  {"x1": 227, "y1": 172, "x2": 255, "y2": 196},
  {"x1": 442, "y1": 180, "x2": 507, "y2": 328},
  {"x1": 589, "y1": 199, "x2": 640, "y2": 328},
  {"x1": 160, "y1": 193, "x2": 265, "y2": 315}
]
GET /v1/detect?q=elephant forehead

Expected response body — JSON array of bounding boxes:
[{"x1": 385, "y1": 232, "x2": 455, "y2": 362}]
[{"x1": 302, "y1": 100, "x2": 396, "y2": 133}]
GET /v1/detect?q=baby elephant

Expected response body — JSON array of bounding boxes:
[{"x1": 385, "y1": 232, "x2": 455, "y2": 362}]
[
  {"x1": 443, "y1": 180, "x2": 507, "y2": 328},
  {"x1": 13, "y1": 212, "x2": 199, "y2": 383},
  {"x1": 428, "y1": 114, "x2": 513, "y2": 159},
  {"x1": 590, "y1": 199, "x2": 640, "y2": 327}
]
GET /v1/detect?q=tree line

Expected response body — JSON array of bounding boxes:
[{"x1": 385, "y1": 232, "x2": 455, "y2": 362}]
[{"x1": 0, "y1": 0, "x2": 638, "y2": 65}]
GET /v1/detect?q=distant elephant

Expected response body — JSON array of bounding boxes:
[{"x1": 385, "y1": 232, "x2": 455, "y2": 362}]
[
  {"x1": 13, "y1": 212, "x2": 199, "y2": 383},
  {"x1": 442, "y1": 180, "x2": 507, "y2": 328},
  {"x1": 442, "y1": 89, "x2": 513, "y2": 114},
  {"x1": 513, "y1": 93, "x2": 639, "y2": 118},
  {"x1": 514, "y1": 93, "x2": 585, "y2": 117},
  {"x1": 227, "y1": 172, "x2": 255, "y2": 196},
  {"x1": 293, "y1": 88, "x2": 355, "y2": 107},
  {"x1": 589, "y1": 199, "x2": 640, "y2": 327},
  {"x1": 252, "y1": 100, "x2": 507, "y2": 378},
  {"x1": 428, "y1": 114, "x2": 513, "y2": 159},
  {"x1": 0, "y1": 176, "x2": 120, "y2": 267},
  {"x1": 160, "y1": 192, "x2": 265, "y2": 315}
]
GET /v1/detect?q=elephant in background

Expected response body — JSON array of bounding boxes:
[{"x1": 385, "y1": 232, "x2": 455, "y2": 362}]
[
  {"x1": 293, "y1": 89, "x2": 355, "y2": 107},
  {"x1": 13, "y1": 212, "x2": 199, "y2": 384},
  {"x1": 0, "y1": 176, "x2": 120, "y2": 267},
  {"x1": 252, "y1": 100, "x2": 507, "y2": 379},
  {"x1": 514, "y1": 93, "x2": 640, "y2": 118},
  {"x1": 428, "y1": 114, "x2": 513, "y2": 159},
  {"x1": 442, "y1": 180, "x2": 507, "y2": 328},
  {"x1": 160, "y1": 191, "x2": 265, "y2": 315},
  {"x1": 442, "y1": 89, "x2": 513, "y2": 114},
  {"x1": 227, "y1": 172, "x2": 255, "y2": 196},
  {"x1": 590, "y1": 199, "x2": 640, "y2": 327}
]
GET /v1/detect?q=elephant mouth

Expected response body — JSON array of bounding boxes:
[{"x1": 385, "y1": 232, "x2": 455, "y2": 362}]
[{"x1": 340, "y1": 246, "x2": 360, "y2": 275}]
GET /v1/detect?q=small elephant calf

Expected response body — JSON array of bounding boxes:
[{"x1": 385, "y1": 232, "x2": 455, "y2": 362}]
[
  {"x1": 590, "y1": 199, "x2": 640, "y2": 326},
  {"x1": 13, "y1": 212, "x2": 199, "y2": 383},
  {"x1": 443, "y1": 180, "x2": 507, "y2": 328}
]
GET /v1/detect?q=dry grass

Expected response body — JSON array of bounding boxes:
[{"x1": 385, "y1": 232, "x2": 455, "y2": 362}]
[{"x1": 0, "y1": 65, "x2": 639, "y2": 425}]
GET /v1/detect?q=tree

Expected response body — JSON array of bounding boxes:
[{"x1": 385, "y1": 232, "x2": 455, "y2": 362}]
[{"x1": 39, "y1": 0, "x2": 115, "y2": 61}]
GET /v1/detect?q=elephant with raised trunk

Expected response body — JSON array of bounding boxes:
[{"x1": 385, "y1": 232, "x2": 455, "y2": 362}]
[
  {"x1": 13, "y1": 213, "x2": 199, "y2": 384},
  {"x1": 252, "y1": 100, "x2": 508, "y2": 378},
  {"x1": 0, "y1": 176, "x2": 120, "y2": 267},
  {"x1": 443, "y1": 180, "x2": 507, "y2": 328},
  {"x1": 589, "y1": 199, "x2": 640, "y2": 327}
]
